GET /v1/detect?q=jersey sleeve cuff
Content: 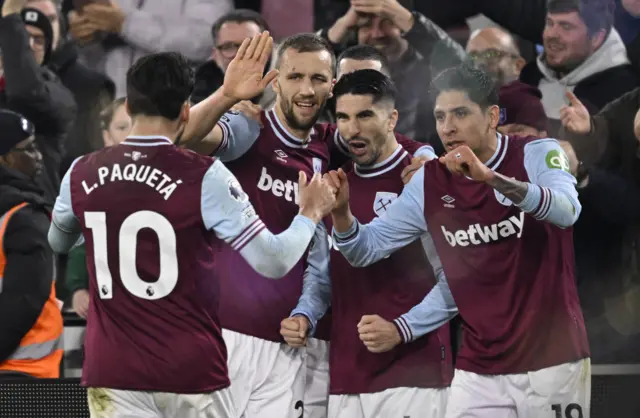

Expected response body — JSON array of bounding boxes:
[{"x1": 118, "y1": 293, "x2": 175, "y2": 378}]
[
  {"x1": 290, "y1": 310, "x2": 316, "y2": 337},
  {"x1": 212, "y1": 120, "x2": 230, "y2": 155},
  {"x1": 393, "y1": 316, "x2": 414, "y2": 343},
  {"x1": 516, "y1": 183, "x2": 550, "y2": 219},
  {"x1": 228, "y1": 219, "x2": 266, "y2": 251},
  {"x1": 332, "y1": 220, "x2": 359, "y2": 244}
]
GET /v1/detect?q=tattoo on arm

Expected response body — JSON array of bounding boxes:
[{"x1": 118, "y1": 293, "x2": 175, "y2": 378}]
[{"x1": 485, "y1": 172, "x2": 529, "y2": 204}]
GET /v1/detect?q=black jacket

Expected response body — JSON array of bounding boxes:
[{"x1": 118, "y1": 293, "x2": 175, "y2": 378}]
[
  {"x1": 48, "y1": 40, "x2": 115, "y2": 173},
  {"x1": 0, "y1": 166, "x2": 54, "y2": 364},
  {"x1": 0, "y1": 13, "x2": 77, "y2": 204}
]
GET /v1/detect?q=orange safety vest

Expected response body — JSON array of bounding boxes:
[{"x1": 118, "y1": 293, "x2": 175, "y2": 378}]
[{"x1": 0, "y1": 202, "x2": 63, "y2": 378}]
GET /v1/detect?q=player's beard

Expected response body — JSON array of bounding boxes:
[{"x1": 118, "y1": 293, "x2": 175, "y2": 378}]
[
  {"x1": 280, "y1": 97, "x2": 324, "y2": 132},
  {"x1": 352, "y1": 132, "x2": 386, "y2": 167}
]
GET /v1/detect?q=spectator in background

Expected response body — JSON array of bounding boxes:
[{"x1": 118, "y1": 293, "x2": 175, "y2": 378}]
[
  {"x1": 519, "y1": 0, "x2": 637, "y2": 135},
  {"x1": 65, "y1": 97, "x2": 129, "y2": 319},
  {"x1": 321, "y1": 0, "x2": 465, "y2": 152},
  {"x1": 466, "y1": 27, "x2": 526, "y2": 88},
  {"x1": 0, "y1": 110, "x2": 63, "y2": 379},
  {"x1": 26, "y1": 0, "x2": 115, "y2": 172},
  {"x1": 191, "y1": 9, "x2": 275, "y2": 107},
  {"x1": 0, "y1": 0, "x2": 76, "y2": 204},
  {"x1": 66, "y1": 0, "x2": 233, "y2": 97},
  {"x1": 497, "y1": 81, "x2": 550, "y2": 137},
  {"x1": 559, "y1": 87, "x2": 640, "y2": 362}
]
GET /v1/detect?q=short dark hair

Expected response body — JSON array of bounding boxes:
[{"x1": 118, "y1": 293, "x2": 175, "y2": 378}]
[
  {"x1": 547, "y1": 0, "x2": 614, "y2": 36},
  {"x1": 337, "y1": 45, "x2": 391, "y2": 77},
  {"x1": 211, "y1": 9, "x2": 269, "y2": 43},
  {"x1": 100, "y1": 97, "x2": 126, "y2": 130},
  {"x1": 431, "y1": 64, "x2": 499, "y2": 110},
  {"x1": 126, "y1": 52, "x2": 194, "y2": 120},
  {"x1": 275, "y1": 33, "x2": 336, "y2": 74},
  {"x1": 333, "y1": 69, "x2": 397, "y2": 106}
]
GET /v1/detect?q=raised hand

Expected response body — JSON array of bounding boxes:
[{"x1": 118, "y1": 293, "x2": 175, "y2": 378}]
[
  {"x1": 222, "y1": 32, "x2": 279, "y2": 102},
  {"x1": 439, "y1": 146, "x2": 491, "y2": 183},
  {"x1": 357, "y1": 314, "x2": 402, "y2": 353},
  {"x1": 280, "y1": 316, "x2": 310, "y2": 348},
  {"x1": 231, "y1": 100, "x2": 263, "y2": 126},
  {"x1": 2, "y1": 0, "x2": 28, "y2": 16},
  {"x1": 298, "y1": 171, "x2": 337, "y2": 223},
  {"x1": 324, "y1": 169, "x2": 349, "y2": 214},
  {"x1": 400, "y1": 156, "x2": 428, "y2": 185},
  {"x1": 559, "y1": 91, "x2": 591, "y2": 134}
]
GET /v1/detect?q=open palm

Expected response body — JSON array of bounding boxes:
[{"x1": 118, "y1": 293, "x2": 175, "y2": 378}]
[
  {"x1": 559, "y1": 91, "x2": 591, "y2": 134},
  {"x1": 222, "y1": 32, "x2": 279, "y2": 101}
]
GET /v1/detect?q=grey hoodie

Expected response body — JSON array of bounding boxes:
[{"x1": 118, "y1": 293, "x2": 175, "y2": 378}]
[{"x1": 537, "y1": 28, "x2": 630, "y2": 119}]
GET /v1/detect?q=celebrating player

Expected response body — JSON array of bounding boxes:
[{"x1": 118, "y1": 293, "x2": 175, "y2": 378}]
[
  {"x1": 47, "y1": 36, "x2": 336, "y2": 418},
  {"x1": 283, "y1": 69, "x2": 453, "y2": 418},
  {"x1": 327, "y1": 64, "x2": 591, "y2": 418}
]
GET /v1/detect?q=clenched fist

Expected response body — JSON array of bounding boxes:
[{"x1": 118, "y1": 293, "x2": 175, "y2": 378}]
[
  {"x1": 358, "y1": 314, "x2": 402, "y2": 353},
  {"x1": 280, "y1": 315, "x2": 310, "y2": 348}
]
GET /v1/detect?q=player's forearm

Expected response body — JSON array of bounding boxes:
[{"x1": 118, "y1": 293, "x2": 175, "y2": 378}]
[
  {"x1": 239, "y1": 215, "x2": 318, "y2": 279},
  {"x1": 484, "y1": 171, "x2": 528, "y2": 204},
  {"x1": 394, "y1": 273, "x2": 458, "y2": 343},
  {"x1": 486, "y1": 171, "x2": 580, "y2": 228},
  {"x1": 183, "y1": 88, "x2": 238, "y2": 145}
]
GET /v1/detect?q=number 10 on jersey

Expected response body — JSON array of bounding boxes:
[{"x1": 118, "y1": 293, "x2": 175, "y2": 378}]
[{"x1": 85, "y1": 211, "x2": 179, "y2": 300}]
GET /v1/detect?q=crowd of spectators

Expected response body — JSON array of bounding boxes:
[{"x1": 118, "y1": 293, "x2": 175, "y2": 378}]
[{"x1": 0, "y1": 0, "x2": 639, "y2": 384}]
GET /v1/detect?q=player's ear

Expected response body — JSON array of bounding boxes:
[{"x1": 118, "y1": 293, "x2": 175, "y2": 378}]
[
  {"x1": 271, "y1": 76, "x2": 280, "y2": 94},
  {"x1": 328, "y1": 78, "x2": 337, "y2": 99},
  {"x1": 181, "y1": 101, "x2": 191, "y2": 124},
  {"x1": 124, "y1": 99, "x2": 132, "y2": 117},
  {"x1": 388, "y1": 108, "x2": 398, "y2": 132},
  {"x1": 487, "y1": 105, "x2": 500, "y2": 129}
]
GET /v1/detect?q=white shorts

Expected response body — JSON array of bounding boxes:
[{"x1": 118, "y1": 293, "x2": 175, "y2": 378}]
[
  {"x1": 328, "y1": 387, "x2": 449, "y2": 418},
  {"x1": 223, "y1": 328, "x2": 305, "y2": 418},
  {"x1": 87, "y1": 387, "x2": 235, "y2": 418},
  {"x1": 304, "y1": 338, "x2": 330, "y2": 418},
  {"x1": 445, "y1": 358, "x2": 591, "y2": 418}
]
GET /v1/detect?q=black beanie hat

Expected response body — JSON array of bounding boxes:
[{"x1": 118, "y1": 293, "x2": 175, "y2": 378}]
[{"x1": 20, "y1": 7, "x2": 54, "y2": 66}]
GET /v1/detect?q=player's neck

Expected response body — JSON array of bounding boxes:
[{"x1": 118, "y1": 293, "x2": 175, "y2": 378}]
[
  {"x1": 476, "y1": 131, "x2": 499, "y2": 164},
  {"x1": 129, "y1": 117, "x2": 182, "y2": 143},
  {"x1": 274, "y1": 102, "x2": 313, "y2": 140}
]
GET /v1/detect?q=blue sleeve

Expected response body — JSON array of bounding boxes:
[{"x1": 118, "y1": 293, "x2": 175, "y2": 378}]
[
  {"x1": 393, "y1": 233, "x2": 458, "y2": 343},
  {"x1": 516, "y1": 139, "x2": 581, "y2": 228},
  {"x1": 333, "y1": 166, "x2": 428, "y2": 266},
  {"x1": 214, "y1": 111, "x2": 261, "y2": 162},
  {"x1": 291, "y1": 221, "x2": 332, "y2": 336},
  {"x1": 48, "y1": 158, "x2": 84, "y2": 254},
  {"x1": 414, "y1": 145, "x2": 437, "y2": 160},
  {"x1": 201, "y1": 160, "x2": 318, "y2": 279}
]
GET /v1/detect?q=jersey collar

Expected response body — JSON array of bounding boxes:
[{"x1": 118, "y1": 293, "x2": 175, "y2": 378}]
[
  {"x1": 354, "y1": 145, "x2": 408, "y2": 178},
  {"x1": 122, "y1": 135, "x2": 173, "y2": 146},
  {"x1": 265, "y1": 109, "x2": 314, "y2": 149}
]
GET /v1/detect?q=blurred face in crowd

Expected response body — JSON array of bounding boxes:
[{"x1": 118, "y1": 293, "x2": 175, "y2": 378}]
[
  {"x1": 335, "y1": 93, "x2": 398, "y2": 166},
  {"x1": 466, "y1": 28, "x2": 525, "y2": 87},
  {"x1": 434, "y1": 90, "x2": 500, "y2": 159},
  {"x1": 27, "y1": 0, "x2": 61, "y2": 50},
  {"x1": 543, "y1": 11, "x2": 605, "y2": 74},
  {"x1": 622, "y1": 0, "x2": 640, "y2": 17},
  {"x1": 0, "y1": 136, "x2": 43, "y2": 178},
  {"x1": 213, "y1": 20, "x2": 263, "y2": 72},
  {"x1": 337, "y1": 58, "x2": 383, "y2": 80},
  {"x1": 24, "y1": 25, "x2": 47, "y2": 65},
  {"x1": 498, "y1": 123, "x2": 547, "y2": 138},
  {"x1": 357, "y1": 16, "x2": 404, "y2": 61},
  {"x1": 273, "y1": 48, "x2": 334, "y2": 133},
  {"x1": 103, "y1": 103, "x2": 132, "y2": 147}
]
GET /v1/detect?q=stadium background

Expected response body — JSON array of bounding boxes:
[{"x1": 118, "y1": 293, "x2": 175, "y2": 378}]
[{"x1": 0, "y1": 0, "x2": 639, "y2": 415}]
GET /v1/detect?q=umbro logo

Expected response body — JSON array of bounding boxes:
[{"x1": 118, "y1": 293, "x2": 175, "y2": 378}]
[
  {"x1": 274, "y1": 149, "x2": 288, "y2": 163},
  {"x1": 441, "y1": 195, "x2": 455, "y2": 208}
]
